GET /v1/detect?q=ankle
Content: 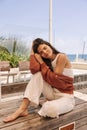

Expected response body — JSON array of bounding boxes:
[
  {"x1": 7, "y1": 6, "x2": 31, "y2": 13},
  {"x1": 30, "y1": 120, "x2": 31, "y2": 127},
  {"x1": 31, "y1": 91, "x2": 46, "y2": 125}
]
[{"x1": 19, "y1": 107, "x2": 27, "y2": 113}]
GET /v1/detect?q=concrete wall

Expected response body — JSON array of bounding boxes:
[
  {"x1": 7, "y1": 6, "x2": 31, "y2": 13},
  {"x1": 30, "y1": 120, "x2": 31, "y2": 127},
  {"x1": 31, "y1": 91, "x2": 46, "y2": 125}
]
[{"x1": 71, "y1": 62, "x2": 87, "y2": 70}]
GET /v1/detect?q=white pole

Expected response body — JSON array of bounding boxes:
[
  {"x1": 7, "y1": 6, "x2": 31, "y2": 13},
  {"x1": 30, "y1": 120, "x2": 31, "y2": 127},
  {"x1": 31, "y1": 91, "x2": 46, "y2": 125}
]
[
  {"x1": 82, "y1": 41, "x2": 86, "y2": 59},
  {"x1": 49, "y1": 0, "x2": 52, "y2": 44}
]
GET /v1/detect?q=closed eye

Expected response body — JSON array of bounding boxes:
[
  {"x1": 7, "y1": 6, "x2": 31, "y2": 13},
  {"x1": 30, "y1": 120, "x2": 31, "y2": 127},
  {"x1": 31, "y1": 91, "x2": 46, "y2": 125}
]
[
  {"x1": 39, "y1": 46, "x2": 47, "y2": 54},
  {"x1": 43, "y1": 46, "x2": 47, "y2": 50}
]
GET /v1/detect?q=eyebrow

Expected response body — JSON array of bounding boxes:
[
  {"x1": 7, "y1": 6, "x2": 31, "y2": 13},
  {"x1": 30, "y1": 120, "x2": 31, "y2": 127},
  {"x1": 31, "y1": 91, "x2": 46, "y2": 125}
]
[{"x1": 38, "y1": 45, "x2": 47, "y2": 54}]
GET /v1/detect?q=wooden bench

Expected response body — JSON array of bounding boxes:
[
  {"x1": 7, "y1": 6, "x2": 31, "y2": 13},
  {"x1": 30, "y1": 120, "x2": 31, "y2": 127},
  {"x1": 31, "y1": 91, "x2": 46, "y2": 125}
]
[
  {"x1": 0, "y1": 61, "x2": 18, "y2": 84},
  {"x1": 0, "y1": 61, "x2": 31, "y2": 84},
  {"x1": 0, "y1": 60, "x2": 31, "y2": 101},
  {"x1": 0, "y1": 88, "x2": 87, "y2": 130},
  {"x1": 18, "y1": 61, "x2": 31, "y2": 81},
  {"x1": 0, "y1": 61, "x2": 19, "y2": 101},
  {"x1": 0, "y1": 61, "x2": 10, "y2": 83}
]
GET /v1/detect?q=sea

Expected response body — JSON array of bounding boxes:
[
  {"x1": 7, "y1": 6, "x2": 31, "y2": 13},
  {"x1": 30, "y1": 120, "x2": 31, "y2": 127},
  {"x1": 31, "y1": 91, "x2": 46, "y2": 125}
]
[{"x1": 67, "y1": 54, "x2": 87, "y2": 62}]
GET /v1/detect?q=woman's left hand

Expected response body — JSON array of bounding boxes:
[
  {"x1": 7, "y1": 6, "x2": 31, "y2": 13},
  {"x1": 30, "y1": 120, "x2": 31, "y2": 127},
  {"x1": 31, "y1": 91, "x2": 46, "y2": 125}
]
[{"x1": 34, "y1": 53, "x2": 44, "y2": 64}]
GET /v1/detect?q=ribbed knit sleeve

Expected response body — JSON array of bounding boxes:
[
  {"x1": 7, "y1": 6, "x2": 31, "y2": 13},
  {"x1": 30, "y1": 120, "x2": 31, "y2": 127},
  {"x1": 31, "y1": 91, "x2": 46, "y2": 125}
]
[
  {"x1": 30, "y1": 55, "x2": 41, "y2": 74},
  {"x1": 40, "y1": 62, "x2": 74, "y2": 93}
]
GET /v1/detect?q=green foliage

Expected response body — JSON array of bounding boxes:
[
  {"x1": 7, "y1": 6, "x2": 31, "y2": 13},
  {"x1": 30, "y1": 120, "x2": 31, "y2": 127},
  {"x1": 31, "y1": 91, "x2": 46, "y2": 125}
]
[
  {"x1": 9, "y1": 54, "x2": 20, "y2": 67},
  {"x1": 0, "y1": 38, "x2": 30, "y2": 67},
  {"x1": 0, "y1": 52, "x2": 10, "y2": 61},
  {"x1": 12, "y1": 40, "x2": 17, "y2": 55},
  {"x1": 0, "y1": 45, "x2": 10, "y2": 54},
  {"x1": 0, "y1": 51, "x2": 29, "y2": 68}
]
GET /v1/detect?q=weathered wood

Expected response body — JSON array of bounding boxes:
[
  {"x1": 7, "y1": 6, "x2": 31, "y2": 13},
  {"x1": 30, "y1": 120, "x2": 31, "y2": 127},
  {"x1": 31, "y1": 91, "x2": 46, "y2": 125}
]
[
  {"x1": 1, "y1": 82, "x2": 28, "y2": 95},
  {"x1": 0, "y1": 61, "x2": 10, "y2": 71},
  {"x1": 18, "y1": 61, "x2": 30, "y2": 81},
  {"x1": 0, "y1": 81, "x2": 87, "y2": 130},
  {"x1": 76, "y1": 125, "x2": 87, "y2": 130},
  {"x1": 0, "y1": 61, "x2": 30, "y2": 86},
  {"x1": 0, "y1": 94, "x2": 87, "y2": 130},
  {"x1": 0, "y1": 61, "x2": 10, "y2": 83},
  {"x1": 1, "y1": 102, "x2": 87, "y2": 130},
  {"x1": 75, "y1": 116, "x2": 87, "y2": 129},
  {"x1": 19, "y1": 61, "x2": 30, "y2": 71}
]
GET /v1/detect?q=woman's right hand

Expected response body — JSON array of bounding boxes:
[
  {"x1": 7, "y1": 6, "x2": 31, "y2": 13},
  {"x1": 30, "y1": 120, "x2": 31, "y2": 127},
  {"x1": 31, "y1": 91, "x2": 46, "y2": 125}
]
[{"x1": 34, "y1": 53, "x2": 44, "y2": 64}]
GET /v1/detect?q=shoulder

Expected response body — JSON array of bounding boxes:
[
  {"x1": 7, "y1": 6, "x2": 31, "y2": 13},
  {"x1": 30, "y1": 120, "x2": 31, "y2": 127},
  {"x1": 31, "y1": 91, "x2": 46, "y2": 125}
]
[
  {"x1": 54, "y1": 53, "x2": 68, "y2": 73},
  {"x1": 56, "y1": 53, "x2": 71, "y2": 68},
  {"x1": 57, "y1": 53, "x2": 67, "y2": 62}
]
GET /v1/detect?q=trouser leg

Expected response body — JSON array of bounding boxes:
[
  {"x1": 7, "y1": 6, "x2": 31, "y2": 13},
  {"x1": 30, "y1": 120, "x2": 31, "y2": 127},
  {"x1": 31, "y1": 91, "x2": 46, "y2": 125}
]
[
  {"x1": 38, "y1": 96, "x2": 75, "y2": 118},
  {"x1": 24, "y1": 72, "x2": 44, "y2": 105},
  {"x1": 24, "y1": 71, "x2": 55, "y2": 105}
]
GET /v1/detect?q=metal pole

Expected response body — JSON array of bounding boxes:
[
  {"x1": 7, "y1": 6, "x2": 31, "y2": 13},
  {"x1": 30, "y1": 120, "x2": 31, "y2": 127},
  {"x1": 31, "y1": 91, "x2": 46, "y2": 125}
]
[{"x1": 49, "y1": 0, "x2": 52, "y2": 44}]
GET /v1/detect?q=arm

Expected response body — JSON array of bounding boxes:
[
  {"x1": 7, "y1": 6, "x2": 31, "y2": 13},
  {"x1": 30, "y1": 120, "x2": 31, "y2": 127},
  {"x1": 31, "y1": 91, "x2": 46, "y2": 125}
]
[
  {"x1": 34, "y1": 53, "x2": 73, "y2": 90},
  {"x1": 29, "y1": 49, "x2": 41, "y2": 74},
  {"x1": 54, "y1": 54, "x2": 67, "y2": 74},
  {"x1": 40, "y1": 62, "x2": 73, "y2": 90}
]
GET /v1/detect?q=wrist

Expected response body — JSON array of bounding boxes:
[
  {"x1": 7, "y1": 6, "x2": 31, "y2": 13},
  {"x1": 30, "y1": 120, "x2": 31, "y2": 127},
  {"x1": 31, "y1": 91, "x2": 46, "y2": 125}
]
[{"x1": 40, "y1": 60, "x2": 44, "y2": 64}]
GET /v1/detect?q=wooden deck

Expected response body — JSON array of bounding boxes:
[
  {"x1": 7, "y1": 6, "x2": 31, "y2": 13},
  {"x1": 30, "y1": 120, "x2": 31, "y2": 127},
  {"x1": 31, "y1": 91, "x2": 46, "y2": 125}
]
[
  {"x1": 0, "y1": 72, "x2": 87, "y2": 130},
  {"x1": 0, "y1": 88, "x2": 87, "y2": 130}
]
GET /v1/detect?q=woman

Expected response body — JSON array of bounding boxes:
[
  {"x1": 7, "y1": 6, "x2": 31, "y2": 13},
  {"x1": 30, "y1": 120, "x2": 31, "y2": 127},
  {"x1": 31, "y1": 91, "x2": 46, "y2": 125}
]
[{"x1": 3, "y1": 38, "x2": 75, "y2": 122}]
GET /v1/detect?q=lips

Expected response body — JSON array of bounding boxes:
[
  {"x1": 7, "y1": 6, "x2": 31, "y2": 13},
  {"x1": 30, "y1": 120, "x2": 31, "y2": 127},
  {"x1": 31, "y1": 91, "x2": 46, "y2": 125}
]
[{"x1": 45, "y1": 53, "x2": 49, "y2": 58}]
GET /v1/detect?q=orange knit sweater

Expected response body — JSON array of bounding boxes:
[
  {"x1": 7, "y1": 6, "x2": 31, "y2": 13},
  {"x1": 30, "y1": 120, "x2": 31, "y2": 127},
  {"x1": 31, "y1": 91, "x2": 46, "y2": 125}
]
[{"x1": 30, "y1": 55, "x2": 74, "y2": 94}]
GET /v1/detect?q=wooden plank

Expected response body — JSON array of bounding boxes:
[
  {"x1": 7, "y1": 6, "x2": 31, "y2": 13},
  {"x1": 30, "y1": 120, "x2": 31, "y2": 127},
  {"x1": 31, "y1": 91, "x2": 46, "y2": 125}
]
[
  {"x1": 19, "y1": 61, "x2": 30, "y2": 71},
  {"x1": 0, "y1": 61, "x2": 10, "y2": 71},
  {"x1": 0, "y1": 113, "x2": 39, "y2": 130},
  {"x1": 0, "y1": 61, "x2": 10, "y2": 83},
  {"x1": 76, "y1": 125, "x2": 87, "y2": 130},
  {"x1": 75, "y1": 116, "x2": 87, "y2": 129},
  {"x1": 33, "y1": 103, "x2": 87, "y2": 130},
  {"x1": 0, "y1": 97, "x2": 22, "y2": 109},
  {"x1": 75, "y1": 97, "x2": 86, "y2": 105},
  {"x1": 0, "y1": 88, "x2": 87, "y2": 130},
  {"x1": 18, "y1": 61, "x2": 30, "y2": 81},
  {"x1": 0, "y1": 99, "x2": 87, "y2": 130},
  {"x1": 1, "y1": 82, "x2": 28, "y2": 95}
]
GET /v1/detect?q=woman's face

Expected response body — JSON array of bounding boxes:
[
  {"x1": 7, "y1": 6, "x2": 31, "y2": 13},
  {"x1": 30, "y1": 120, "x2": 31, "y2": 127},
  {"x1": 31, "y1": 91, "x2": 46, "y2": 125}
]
[{"x1": 37, "y1": 44, "x2": 53, "y2": 59}]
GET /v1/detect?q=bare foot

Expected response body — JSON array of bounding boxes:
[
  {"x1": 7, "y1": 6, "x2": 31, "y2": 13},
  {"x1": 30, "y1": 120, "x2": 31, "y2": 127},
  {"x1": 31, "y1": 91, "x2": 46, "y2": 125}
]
[{"x1": 3, "y1": 110, "x2": 28, "y2": 123}]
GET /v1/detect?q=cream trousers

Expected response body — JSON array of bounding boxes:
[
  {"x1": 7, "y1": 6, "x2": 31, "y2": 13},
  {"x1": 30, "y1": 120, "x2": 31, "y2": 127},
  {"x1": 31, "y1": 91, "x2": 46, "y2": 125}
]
[{"x1": 24, "y1": 72, "x2": 75, "y2": 118}]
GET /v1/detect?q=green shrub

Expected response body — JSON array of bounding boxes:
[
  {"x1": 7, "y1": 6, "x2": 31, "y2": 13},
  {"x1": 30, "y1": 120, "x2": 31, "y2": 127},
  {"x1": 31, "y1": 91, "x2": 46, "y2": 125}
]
[
  {"x1": 0, "y1": 51, "x2": 10, "y2": 61},
  {"x1": 0, "y1": 51, "x2": 29, "y2": 68}
]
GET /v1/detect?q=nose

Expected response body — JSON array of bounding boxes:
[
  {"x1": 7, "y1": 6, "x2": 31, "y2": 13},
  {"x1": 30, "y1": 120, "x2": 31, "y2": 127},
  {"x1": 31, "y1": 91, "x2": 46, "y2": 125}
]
[
  {"x1": 43, "y1": 50, "x2": 47, "y2": 55},
  {"x1": 43, "y1": 50, "x2": 47, "y2": 54}
]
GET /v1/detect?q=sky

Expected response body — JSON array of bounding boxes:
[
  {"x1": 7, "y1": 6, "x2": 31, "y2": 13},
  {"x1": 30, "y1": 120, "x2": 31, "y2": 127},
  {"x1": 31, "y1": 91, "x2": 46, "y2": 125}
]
[{"x1": 0, "y1": 0, "x2": 87, "y2": 54}]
